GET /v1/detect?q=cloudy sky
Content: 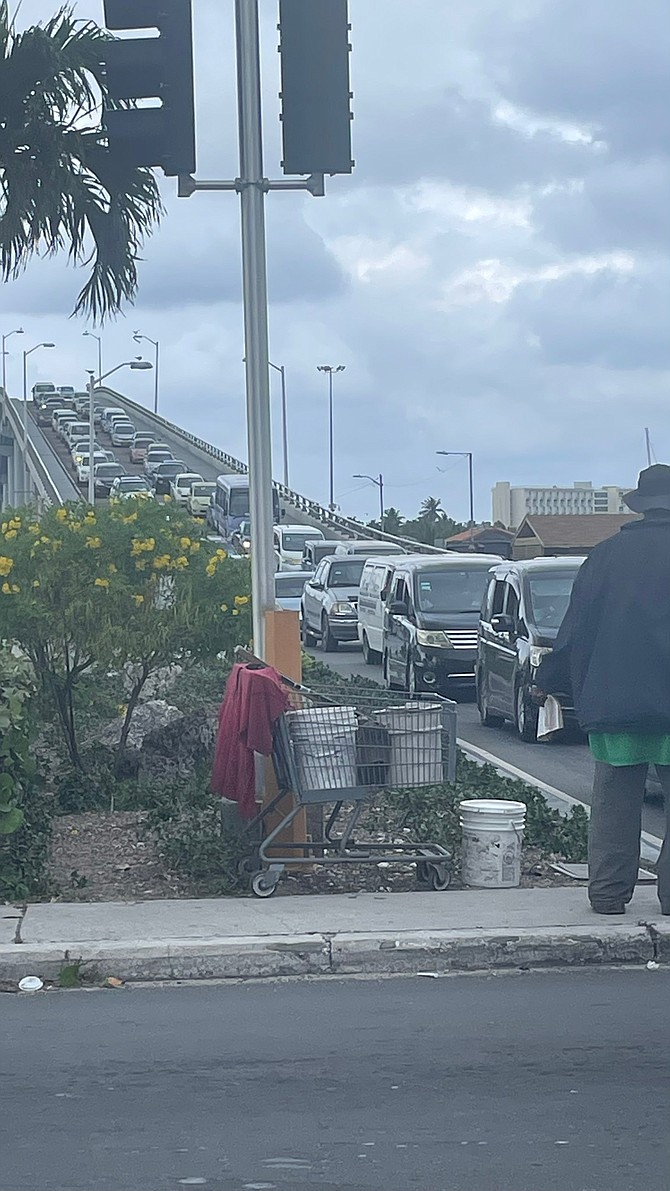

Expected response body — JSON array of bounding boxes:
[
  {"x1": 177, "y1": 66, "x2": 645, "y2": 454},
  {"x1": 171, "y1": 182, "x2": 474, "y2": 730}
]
[{"x1": 4, "y1": 0, "x2": 669, "y2": 523}]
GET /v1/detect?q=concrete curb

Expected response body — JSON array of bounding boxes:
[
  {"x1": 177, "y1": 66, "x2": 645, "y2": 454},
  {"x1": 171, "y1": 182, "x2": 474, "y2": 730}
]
[{"x1": 2, "y1": 922, "x2": 667, "y2": 984}]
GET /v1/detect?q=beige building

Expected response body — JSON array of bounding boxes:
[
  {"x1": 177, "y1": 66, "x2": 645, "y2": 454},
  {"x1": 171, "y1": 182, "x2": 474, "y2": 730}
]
[{"x1": 492, "y1": 481, "x2": 629, "y2": 530}]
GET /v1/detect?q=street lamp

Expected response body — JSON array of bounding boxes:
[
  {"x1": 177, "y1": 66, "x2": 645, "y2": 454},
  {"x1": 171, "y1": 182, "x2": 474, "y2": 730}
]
[
  {"x1": 436, "y1": 451, "x2": 475, "y2": 547},
  {"x1": 317, "y1": 365, "x2": 345, "y2": 510},
  {"x1": 86, "y1": 359, "x2": 152, "y2": 504},
  {"x1": 133, "y1": 332, "x2": 159, "y2": 413},
  {"x1": 22, "y1": 342, "x2": 55, "y2": 501},
  {"x1": 269, "y1": 361, "x2": 289, "y2": 488},
  {"x1": 82, "y1": 330, "x2": 103, "y2": 381},
  {"x1": 2, "y1": 327, "x2": 24, "y2": 394},
  {"x1": 353, "y1": 472, "x2": 385, "y2": 527}
]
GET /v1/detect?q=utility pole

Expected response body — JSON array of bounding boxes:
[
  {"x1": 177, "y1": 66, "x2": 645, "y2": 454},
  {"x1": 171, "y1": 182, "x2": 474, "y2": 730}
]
[
  {"x1": 318, "y1": 364, "x2": 345, "y2": 510},
  {"x1": 436, "y1": 450, "x2": 475, "y2": 547},
  {"x1": 353, "y1": 472, "x2": 384, "y2": 527},
  {"x1": 133, "y1": 332, "x2": 160, "y2": 413},
  {"x1": 269, "y1": 361, "x2": 289, "y2": 488},
  {"x1": 2, "y1": 328, "x2": 24, "y2": 394}
]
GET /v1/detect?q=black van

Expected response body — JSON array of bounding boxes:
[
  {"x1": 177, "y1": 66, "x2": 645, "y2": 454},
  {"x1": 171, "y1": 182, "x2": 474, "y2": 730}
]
[
  {"x1": 382, "y1": 554, "x2": 501, "y2": 694},
  {"x1": 476, "y1": 556, "x2": 585, "y2": 741}
]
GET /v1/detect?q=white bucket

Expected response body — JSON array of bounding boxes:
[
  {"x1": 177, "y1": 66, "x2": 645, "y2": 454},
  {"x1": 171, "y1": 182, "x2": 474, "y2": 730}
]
[
  {"x1": 373, "y1": 702, "x2": 443, "y2": 786},
  {"x1": 459, "y1": 799, "x2": 527, "y2": 888},
  {"x1": 287, "y1": 706, "x2": 358, "y2": 790}
]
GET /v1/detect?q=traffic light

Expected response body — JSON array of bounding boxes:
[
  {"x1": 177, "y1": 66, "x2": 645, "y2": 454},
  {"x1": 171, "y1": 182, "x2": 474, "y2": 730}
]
[{"x1": 101, "y1": 0, "x2": 196, "y2": 177}]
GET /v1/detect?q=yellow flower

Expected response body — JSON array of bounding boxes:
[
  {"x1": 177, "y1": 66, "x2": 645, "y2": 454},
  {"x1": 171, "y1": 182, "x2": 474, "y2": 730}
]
[
  {"x1": 4, "y1": 530, "x2": 17, "y2": 541},
  {"x1": 32, "y1": 580, "x2": 40, "y2": 588},
  {"x1": 220, "y1": 603, "x2": 228, "y2": 613},
  {"x1": 11, "y1": 584, "x2": 19, "y2": 594},
  {"x1": 39, "y1": 536, "x2": 50, "y2": 545},
  {"x1": 234, "y1": 595, "x2": 249, "y2": 607},
  {"x1": 180, "y1": 537, "x2": 191, "y2": 550},
  {"x1": 153, "y1": 554, "x2": 171, "y2": 570},
  {"x1": 28, "y1": 524, "x2": 40, "y2": 536},
  {"x1": 205, "y1": 562, "x2": 217, "y2": 578},
  {"x1": 132, "y1": 594, "x2": 145, "y2": 606},
  {"x1": 122, "y1": 512, "x2": 139, "y2": 525},
  {"x1": 117, "y1": 703, "x2": 128, "y2": 717},
  {"x1": 174, "y1": 555, "x2": 189, "y2": 570},
  {"x1": 1, "y1": 523, "x2": 6, "y2": 533},
  {"x1": 84, "y1": 513, "x2": 96, "y2": 525},
  {"x1": 85, "y1": 537, "x2": 101, "y2": 549},
  {"x1": 135, "y1": 560, "x2": 147, "y2": 571},
  {"x1": 56, "y1": 508, "x2": 68, "y2": 523},
  {"x1": 216, "y1": 548, "x2": 227, "y2": 560},
  {"x1": 0, "y1": 556, "x2": 13, "y2": 577},
  {"x1": 108, "y1": 564, "x2": 118, "y2": 575},
  {"x1": 94, "y1": 578, "x2": 110, "y2": 589},
  {"x1": 189, "y1": 541, "x2": 200, "y2": 553},
  {"x1": 232, "y1": 609, "x2": 240, "y2": 616},
  {"x1": 1, "y1": 582, "x2": 11, "y2": 594},
  {"x1": 8, "y1": 518, "x2": 21, "y2": 531}
]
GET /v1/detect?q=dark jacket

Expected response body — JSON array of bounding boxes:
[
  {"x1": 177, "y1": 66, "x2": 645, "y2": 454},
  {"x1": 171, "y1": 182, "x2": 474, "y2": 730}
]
[{"x1": 536, "y1": 512, "x2": 670, "y2": 734}]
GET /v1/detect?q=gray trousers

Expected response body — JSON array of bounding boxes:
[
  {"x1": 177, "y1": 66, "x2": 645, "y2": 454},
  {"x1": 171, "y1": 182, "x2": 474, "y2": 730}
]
[{"x1": 590, "y1": 762, "x2": 670, "y2": 908}]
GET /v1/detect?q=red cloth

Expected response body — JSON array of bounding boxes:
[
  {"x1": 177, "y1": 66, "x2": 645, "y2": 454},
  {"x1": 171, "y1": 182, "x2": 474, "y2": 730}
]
[{"x1": 210, "y1": 663, "x2": 290, "y2": 819}]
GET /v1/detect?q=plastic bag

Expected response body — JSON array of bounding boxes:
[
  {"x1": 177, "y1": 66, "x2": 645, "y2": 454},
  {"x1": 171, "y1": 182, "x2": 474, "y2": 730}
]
[{"x1": 537, "y1": 694, "x2": 564, "y2": 739}]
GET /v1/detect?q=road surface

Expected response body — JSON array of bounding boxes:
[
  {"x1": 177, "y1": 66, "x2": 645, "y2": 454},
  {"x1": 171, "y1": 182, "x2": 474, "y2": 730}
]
[
  {"x1": 3, "y1": 972, "x2": 669, "y2": 1191},
  {"x1": 307, "y1": 644, "x2": 667, "y2": 839}
]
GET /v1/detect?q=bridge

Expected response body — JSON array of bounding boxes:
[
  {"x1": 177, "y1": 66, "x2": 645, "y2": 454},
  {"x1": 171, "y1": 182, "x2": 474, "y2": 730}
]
[{"x1": 0, "y1": 384, "x2": 443, "y2": 554}]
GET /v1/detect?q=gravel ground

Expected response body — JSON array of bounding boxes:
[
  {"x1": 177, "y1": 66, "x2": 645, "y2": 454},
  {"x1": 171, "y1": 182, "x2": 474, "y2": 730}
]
[{"x1": 46, "y1": 811, "x2": 574, "y2": 901}]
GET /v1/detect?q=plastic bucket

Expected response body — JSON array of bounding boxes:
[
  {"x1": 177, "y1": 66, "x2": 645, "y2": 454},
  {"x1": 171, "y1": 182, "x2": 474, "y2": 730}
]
[
  {"x1": 373, "y1": 702, "x2": 443, "y2": 786},
  {"x1": 286, "y1": 706, "x2": 358, "y2": 790},
  {"x1": 459, "y1": 799, "x2": 527, "y2": 888}
]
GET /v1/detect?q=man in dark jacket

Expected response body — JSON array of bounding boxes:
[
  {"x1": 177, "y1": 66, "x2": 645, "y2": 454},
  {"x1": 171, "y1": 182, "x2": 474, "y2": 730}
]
[{"x1": 536, "y1": 465, "x2": 670, "y2": 916}]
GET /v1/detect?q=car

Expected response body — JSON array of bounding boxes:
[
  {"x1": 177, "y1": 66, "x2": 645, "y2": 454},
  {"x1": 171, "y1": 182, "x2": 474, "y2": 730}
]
[
  {"x1": 273, "y1": 525, "x2": 325, "y2": 571},
  {"x1": 110, "y1": 421, "x2": 136, "y2": 447},
  {"x1": 109, "y1": 475, "x2": 153, "y2": 500},
  {"x1": 94, "y1": 462, "x2": 127, "y2": 496},
  {"x1": 187, "y1": 480, "x2": 216, "y2": 519},
  {"x1": 32, "y1": 382, "x2": 57, "y2": 403},
  {"x1": 57, "y1": 386, "x2": 76, "y2": 403},
  {"x1": 58, "y1": 414, "x2": 81, "y2": 439},
  {"x1": 53, "y1": 411, "x2": 78, "y2": 436},
  {"x1": 335, "y1": 539, "x2": 406, "y2": 557},
  {"x1": 64, "y1": 422, "x2": 91, "y2": 450},
  {"x1": 231, "y1": 519, "x2": 252, "y2": 556},
  {"x1": 129, "y1": 434, "x2": 155, "y2": 463},
  {"x1": 100, "y1": 406, "x2": 126, "y2": 432},
  {"x1": 36, "y1": 399, "x2": 65, "y2": 426},
  {"x1": 151, "y1": 460, "x2": 187, "y2": 496},
  {"x1": 74, "y1": 392, "x2": 90, "y2": 416},
  {"x1": 302, "y1": 539, "x2": 343, "y2": 569},
  {"x1": 76, "y1": 451, "x2": 109, "y2": 485},
  {"x1": 301, "y1": 555, "x2": 367, "y2": 651},
  {"x1": 170, "y1": 472, "x2": 203, "y2": 505},
  {"x1": 476, "y1": 557, "x2": 586, "y2": 742},
  {"x1": 357, "y1": 554, "x2": 426, "y2": 665},
  {"x1": 71, "y1": 439, "x2": 102, "y2": 465},
  {"x1": 382, "y1": 554, "x2": 503, "y2": 695},
  {"x1": 93, "y1": 405, "x2": 104, "y2": 426},
  {"x1": 275, "y1": 571, "x2": 313, "y2": 622},
  {"x1": 145, "y1": 447, "x2": 174, "y2": 477}
]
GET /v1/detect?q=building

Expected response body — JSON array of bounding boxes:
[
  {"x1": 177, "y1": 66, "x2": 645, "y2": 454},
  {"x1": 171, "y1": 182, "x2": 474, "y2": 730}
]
[
  {"x1": 492, "y1": 481, "x2": 630, "y2": 529},
  {"x1": 512, "y1": 514, "x2": 636, "y2": 560},
  {"x1": 445, "y1": 524, "x2": 515, "y2": 558}
]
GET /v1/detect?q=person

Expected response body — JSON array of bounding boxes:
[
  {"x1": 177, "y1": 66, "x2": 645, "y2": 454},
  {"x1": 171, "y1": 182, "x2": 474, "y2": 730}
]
[{"x1": 535, "y1": 465, "x2": 670, "y2": 916}]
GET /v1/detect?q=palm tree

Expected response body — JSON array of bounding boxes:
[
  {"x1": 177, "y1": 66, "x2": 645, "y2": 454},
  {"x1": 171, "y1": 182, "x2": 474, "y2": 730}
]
[
  {"x1": 419, "y1": 496, "x2": 444, "y2": 525},
  {"x1": 0, "y1": 4, "x2": 163, "y2": 321}
]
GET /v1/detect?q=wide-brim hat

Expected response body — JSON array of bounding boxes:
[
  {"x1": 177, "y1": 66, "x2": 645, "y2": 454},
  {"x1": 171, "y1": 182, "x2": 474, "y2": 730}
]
[{"x1": 624, "y1": 464, "x2": 670, "y2": 512}]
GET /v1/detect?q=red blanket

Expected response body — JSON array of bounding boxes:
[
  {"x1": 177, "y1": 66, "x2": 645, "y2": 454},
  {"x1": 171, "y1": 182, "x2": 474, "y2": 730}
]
[{"x1": 210, "y1": 663, "x2": 289, "y2": 819}]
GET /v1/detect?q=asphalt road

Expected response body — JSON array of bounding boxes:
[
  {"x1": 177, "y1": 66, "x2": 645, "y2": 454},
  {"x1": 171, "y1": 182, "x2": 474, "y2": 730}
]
[
  {"x1": 308, "y1": 644, "x2": 668, "y2": 840},
  {"x1": 3, "y1": 972, "x2": 670, "y2": 1191}
]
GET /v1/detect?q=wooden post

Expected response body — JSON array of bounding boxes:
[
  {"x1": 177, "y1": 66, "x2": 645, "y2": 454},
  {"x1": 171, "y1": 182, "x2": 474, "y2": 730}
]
[{"x1": 262, "y1": 609, "x2": 307, "y2": 852}]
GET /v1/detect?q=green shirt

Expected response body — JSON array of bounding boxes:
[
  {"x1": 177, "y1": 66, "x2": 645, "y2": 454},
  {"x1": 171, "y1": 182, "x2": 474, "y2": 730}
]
[{"x1": 589, "y1": 733, "x2": 670, "y2": 767}]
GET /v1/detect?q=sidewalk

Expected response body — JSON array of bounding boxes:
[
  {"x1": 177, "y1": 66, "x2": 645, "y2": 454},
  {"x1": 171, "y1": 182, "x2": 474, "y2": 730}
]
[{"x1": 2, "y1": 886, "x2": 669, "y2": 985}]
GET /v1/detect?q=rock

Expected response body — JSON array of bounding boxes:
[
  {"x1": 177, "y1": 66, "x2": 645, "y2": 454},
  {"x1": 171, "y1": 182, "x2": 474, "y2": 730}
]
[
  {"x1": 139, "y1": 707, "x2": 218, "y2": 776},
  {"x1": 96, "y1": 699, "x2": 183, "y2": 751},
  {"x1": 122, "y1": 662, "x2": 183, "y2": 700}
]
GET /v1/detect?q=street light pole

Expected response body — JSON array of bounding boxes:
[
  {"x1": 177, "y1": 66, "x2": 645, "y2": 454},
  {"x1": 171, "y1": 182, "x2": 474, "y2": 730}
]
[
  {"x1": 269, "y1": 361, "x2": 289, "y2": 487},
  {"x1": 353, "y1": 472, "x2": 385, "y2": 527},
  {"x1": 436, "y1": 450, "x2": 475, "y2": 546},
  {"x1": 318, "y1": 364, "x2": 345, "y2": 510},
  {"x1": 133, "y1": 333, "x2": 160, "y2": 413},
  {"x1": 2, "y1": 327, "x2": 24, "y2": 394},
  {"x1": 22, "y1": 341, "x2": 55, "y2": 503},
  {"x1": 83, "y1": 331, "x2": 102, "y2": 381},
  {"x1": 87, "y1": 360, "x2": 153, "y2": 505}
]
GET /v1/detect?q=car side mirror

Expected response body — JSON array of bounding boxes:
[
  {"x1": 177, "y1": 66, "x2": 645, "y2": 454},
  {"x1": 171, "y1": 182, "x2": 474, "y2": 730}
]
[
  {"x1": 389, "y1": 600, "x2": 408, "y2": 617},
  {"x1": 281, "y1": 508, "x2": 286, "y2": 520},
  {"x1": 491, "y1": 613, "x2": 515, "y2": 635},
  {"x1": 310, "y1": 580, "x2": 324, "y2": 591}
]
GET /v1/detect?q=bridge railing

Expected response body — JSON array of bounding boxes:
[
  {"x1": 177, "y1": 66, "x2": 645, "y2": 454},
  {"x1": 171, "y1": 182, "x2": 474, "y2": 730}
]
[
  {"x1": 100, "y1": 386, "x2": 446, "y2": 555},
  {"x1": 0, "y1": 393, "x2": 73, "y2": 507}
]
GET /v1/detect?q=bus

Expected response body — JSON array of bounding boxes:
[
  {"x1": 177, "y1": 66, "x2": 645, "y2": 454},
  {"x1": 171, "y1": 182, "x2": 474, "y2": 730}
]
[{"x1": 209, "y1": 474, "x2": 281, "y2": 539}]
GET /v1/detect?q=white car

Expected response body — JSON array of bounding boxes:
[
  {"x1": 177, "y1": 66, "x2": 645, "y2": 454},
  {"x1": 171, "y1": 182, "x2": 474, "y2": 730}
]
[
  {"x1": 77, "y1": 451, "x2": 108, "y2": 485},
  {"x1": 109, "y1": 476, "x2": 153, "y2": 500},
  {"x1": 71, "y1": 439, "x2": 102, "y2": 465},
  {"x1": 187, "y1": 481, "x2": 216, "y2": 518},
  {"x1": 64, "y1": 422, "x2": 90, "y2": 450},
  {"x1": 170, "y1": 472, "x2": 203, "y2": 505},
  {"x1": 273, "y1": 525, "x2": 325, "y2": 571},
  {"x1": 145, "y1": 447, "x2": 174, "y2": 477},
  {"x1": 275, "y1": 571, "x2": 313, "y2": 623},
  {"x1": 110, "y1": 421, "x2": 135, "y2": 447},
  {"x1": 52, "y1": 409, "x2": 77, "y2": 434}
]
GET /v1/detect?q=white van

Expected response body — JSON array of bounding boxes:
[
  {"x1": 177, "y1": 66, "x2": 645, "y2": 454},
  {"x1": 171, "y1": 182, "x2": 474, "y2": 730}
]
[
  {"x1": 357, "y1": 554, "x2": 425, "y2": 664},
  {"x1": 100, "y1": 406, "x2": 126, "y2": 432},
  {"x1": 335, "y1": 539, "x2": 406, "y2": 557},
  {"x1": 273, "y1": 524, "x2": 324, "y2": 571}
]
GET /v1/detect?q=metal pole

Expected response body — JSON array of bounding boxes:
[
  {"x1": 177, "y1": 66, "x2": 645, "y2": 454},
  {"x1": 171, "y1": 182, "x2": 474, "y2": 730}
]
[
  {"x1": 87, "y1": 375, "x2": 96, "y2": 506},
  {"x1": 1, "y1": 336, "x2": 6, "y2": 394},
  {"x1": 378, "y1": 473, "x2": 384, "y2": 525},
  {"x1": 645, "y1": 428, "x2": 652, "y2": 467},
  {"x1": 329, "y1": 370, "x2": 334, "y2": 509},
  {"x1": 236, "y1": 0, "x2": 274, "y2": 659},
  {"x1": 280, "y1": 365, "x2": 289, "y2": 488},
  {"x1": 22, "y1": 351, "x2": 28, "y2": 502},
  {"x1": 154, "y1": 341, "x2": 160, "y2": 414},
  {"x1": 468, "y1": 452, "x2": 475, "y2": 541},
  {"x1": 98, "y1": 338, "x2": 103, "y2": 383}
]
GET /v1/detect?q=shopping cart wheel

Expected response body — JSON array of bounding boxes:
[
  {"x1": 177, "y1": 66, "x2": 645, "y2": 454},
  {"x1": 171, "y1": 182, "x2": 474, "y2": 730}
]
[
  {"x1": 251, "y1": 871, "x2": 279, "y2": 898},
  {"x1": 416, "y1": 861, "x2": 431, "y2": 886},
  {"x1": 427, "y1": 863, "x2": 451, "y2": 892},
  {"x1": 237, "y1": 854, "x2": 261, "y2": 878}
]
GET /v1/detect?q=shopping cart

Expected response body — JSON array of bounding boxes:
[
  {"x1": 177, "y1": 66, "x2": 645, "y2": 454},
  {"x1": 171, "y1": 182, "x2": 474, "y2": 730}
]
[{"x1": 240, "y1": 677, "x2": 458, "y2": 898}]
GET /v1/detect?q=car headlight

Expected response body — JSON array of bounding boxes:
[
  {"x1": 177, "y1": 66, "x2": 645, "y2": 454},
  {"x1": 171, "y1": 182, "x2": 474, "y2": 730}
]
[
  {"x1": 331, "y1": 601, "x2": 356, "y2": 616},
  {"x1": 530, "y1": 645, "x2": 551, "y2": 668},
  {"x1": 416, "y1": 629, "x2": 453, "y2": 647}
]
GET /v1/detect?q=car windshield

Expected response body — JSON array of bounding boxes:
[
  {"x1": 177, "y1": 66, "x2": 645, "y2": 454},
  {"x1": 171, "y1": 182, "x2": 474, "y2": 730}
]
[
  {"x1": 415, "y1": 568, "x2": 491, "y2": 613},
  {"x1": 96, "y1": 465, "x2": 123, "y2": 477},
  {"x1": 192, "y1": 483, "x2": 215, "y2": 498},
  {"x1": 527, "y1": 572, "x2": 580, "y2": 630},
  {"x1": 177, "y1": 476, "x2": 200, "y2": 489},
  {"x1": 157, "y1": 463, "x2": 185, "y2": 476},
  {"x1": 282, "y1": 533, "x2": 316, "y2": 553},
  {"x1": 275, "y1": 575, "x2": 310, "y2": 598},
  {"x1": 148, "y1": 451, "x2": 172, "y2": 461},
  {"x1": 327, "y1": 559, "x2": 366, "y2": 588},
  {"x1": 134, "y1": 436, "x2": 154, "y2": 445},
  {"x1": 230, "y1": 489, "x2": 250, "y2": 517}
]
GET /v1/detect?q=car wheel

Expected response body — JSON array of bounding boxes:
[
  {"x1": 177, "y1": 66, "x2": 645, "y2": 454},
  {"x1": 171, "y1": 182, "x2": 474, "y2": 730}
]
[
  {"x1": 321, "y1": 616, "x2": 338, "y2": 652},
  {"x1": 477, "y1": 672, "x2": 505, "y2": 728},
  {"x1": 384, "y1": 653, "x2": 402, "y2": 691},
  {"x1": 362, "y1": 633, "x2": 381, "y2": 666},
  {"x1": 301, "y1": 615, "x2": 317, "y2": 648},
  {"x1": 516, "y1": 683, "x2": 539, "y2": 743}
]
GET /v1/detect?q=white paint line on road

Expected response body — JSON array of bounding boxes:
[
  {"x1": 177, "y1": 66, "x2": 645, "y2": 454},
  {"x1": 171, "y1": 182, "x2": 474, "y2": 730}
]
[{"x1": 458, "y1": 737, "x2": 662, "y2": 863}]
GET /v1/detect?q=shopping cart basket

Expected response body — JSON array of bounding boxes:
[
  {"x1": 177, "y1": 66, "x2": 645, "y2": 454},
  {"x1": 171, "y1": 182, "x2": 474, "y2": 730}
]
[{"x1": 240, "y1": 678, "x2": 457, "y2": 898}]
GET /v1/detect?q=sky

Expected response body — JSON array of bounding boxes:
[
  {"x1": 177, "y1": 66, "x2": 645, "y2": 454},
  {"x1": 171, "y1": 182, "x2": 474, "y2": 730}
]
[{"x1": 3, "y1": 0, "x2": 669, "y2": 524}]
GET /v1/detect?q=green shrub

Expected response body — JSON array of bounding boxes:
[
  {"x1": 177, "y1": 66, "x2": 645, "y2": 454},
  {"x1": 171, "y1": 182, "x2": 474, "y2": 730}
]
[{"x1": 0, "y1": 650, "x2": 51, "y2": 900}]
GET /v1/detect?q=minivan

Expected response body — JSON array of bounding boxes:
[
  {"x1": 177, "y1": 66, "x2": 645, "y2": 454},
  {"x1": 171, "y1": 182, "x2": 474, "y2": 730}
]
[
  {"x1": 358, "y1": 554, "x2": 425, "y2": 665},
  {"x1": 32, "y1": 382, "x2": 57, "y2": 402},
  {"x1": 100, "y1": 406, "x2": 126, "y2": 432},
  {"x1": 273, "y1": 524, "x2": 324, "y2": 570},
  {"x1": 383, "y1": 554, "x2": 502, "y2": 694},
  {"x1": 476, "y1": 557, "x2": 585, "y2": 741},
  {"x1": 335, "y1": 539, "x2": 406, "y2": 557}
]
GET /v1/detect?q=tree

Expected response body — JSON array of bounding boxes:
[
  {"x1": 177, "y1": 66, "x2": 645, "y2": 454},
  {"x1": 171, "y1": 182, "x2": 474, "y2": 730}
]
[
  {"x1": 403, "y1": 497, "x2": 464, "y2": 547},
  {"x1": 0, "y1": 4, "x2": 162, "y2": 320},
  {"x1": 367, "y1": 507, "x2": 405, "y2": 537},
  {"x1": 0, "y1": 500, "x2": 252, "y2": 772}
]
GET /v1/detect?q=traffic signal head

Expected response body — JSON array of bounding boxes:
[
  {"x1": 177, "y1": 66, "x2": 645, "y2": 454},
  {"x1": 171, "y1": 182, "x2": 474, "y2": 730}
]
[{"x1": 101, "y1": 0, "x2": 196, "y2": 177}]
